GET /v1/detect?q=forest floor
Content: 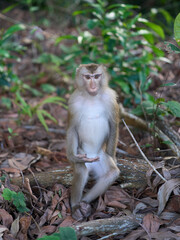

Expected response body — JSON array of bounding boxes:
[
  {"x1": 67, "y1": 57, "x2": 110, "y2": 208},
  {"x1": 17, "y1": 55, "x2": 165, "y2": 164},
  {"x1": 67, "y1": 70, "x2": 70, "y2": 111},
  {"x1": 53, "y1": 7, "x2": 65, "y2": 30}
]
[{"x1": 0, "y1": 7, "x2": 180, "y2": 240}]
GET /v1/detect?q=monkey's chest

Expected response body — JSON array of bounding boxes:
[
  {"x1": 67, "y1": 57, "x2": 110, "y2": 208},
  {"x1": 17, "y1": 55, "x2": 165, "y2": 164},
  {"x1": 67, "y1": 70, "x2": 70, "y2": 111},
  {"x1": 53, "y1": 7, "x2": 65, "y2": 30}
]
[{"x1": 78, "y1": 104, "x2": 109, "y2": 155}]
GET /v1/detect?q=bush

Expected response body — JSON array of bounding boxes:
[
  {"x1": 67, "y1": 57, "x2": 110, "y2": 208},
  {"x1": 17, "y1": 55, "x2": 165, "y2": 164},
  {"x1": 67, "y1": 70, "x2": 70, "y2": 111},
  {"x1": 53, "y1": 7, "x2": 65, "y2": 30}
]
[{"x1": 55, "y1": 1, "x2": 168, "y2": 105}]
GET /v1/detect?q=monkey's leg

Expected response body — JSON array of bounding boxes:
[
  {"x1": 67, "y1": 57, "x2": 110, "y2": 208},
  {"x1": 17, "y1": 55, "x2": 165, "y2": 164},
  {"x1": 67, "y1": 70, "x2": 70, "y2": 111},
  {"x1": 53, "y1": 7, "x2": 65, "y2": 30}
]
[
  {"x1": 71, "y1": 164, "x2": 89, "y2": 210},
  {"x1": 82, "y1": 167, "x2": 120, "y2": 203}
]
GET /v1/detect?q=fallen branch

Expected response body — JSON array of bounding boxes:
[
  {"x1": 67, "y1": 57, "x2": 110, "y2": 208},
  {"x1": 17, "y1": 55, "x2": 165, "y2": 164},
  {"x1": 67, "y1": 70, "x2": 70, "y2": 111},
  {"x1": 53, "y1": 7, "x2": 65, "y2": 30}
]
[
  {"x1": 119, "y1": 104, "x2": 180, "y2": 158},
  {"x1": 11, "y1": 157, "x2": 148, "y2": 189},
  {"x1": 73, "y1": 214, "x2": 144, "y2": 238}
]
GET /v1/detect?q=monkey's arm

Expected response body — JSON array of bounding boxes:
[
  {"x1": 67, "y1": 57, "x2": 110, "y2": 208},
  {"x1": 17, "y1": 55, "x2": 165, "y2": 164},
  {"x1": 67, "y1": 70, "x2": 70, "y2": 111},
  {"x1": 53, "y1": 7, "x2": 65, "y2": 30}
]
[
  {"x1": 67, "y1": 113, "x2": 99, "y2": 163},
  {"x1": 106, "y1": 102, "x2": 119, "y2": 159}
]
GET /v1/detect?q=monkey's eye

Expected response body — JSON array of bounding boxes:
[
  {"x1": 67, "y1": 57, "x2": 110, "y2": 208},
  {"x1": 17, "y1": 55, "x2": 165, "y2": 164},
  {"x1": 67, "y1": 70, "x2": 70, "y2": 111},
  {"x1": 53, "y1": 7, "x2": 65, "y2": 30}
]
[
  {"x1": 94, "y1": 74, "x2": 101, "y2": 79},
  {"x1": 85, "y1": 75, "x2": 91, "y2": 80}
]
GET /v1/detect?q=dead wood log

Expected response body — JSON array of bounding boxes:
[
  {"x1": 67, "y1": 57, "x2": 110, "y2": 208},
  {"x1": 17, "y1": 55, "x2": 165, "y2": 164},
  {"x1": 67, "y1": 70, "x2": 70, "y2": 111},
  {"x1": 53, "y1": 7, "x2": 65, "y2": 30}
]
[
  {"x1": 73, "y1": 214, "x2": 144, "y2": 238},
  {"x1": 11, "y1": 158, "x2": 148, "y2": 189},
  {"x1": 119, "y1": 104, "x2": 180, "y2": 158}
]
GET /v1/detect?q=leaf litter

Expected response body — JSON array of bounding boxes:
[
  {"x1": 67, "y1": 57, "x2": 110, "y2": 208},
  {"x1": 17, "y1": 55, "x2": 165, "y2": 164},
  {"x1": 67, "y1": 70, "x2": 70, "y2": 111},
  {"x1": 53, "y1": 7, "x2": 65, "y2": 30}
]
[{"x1": 0, "y1": 8, "x2": 180, "y2": 240}]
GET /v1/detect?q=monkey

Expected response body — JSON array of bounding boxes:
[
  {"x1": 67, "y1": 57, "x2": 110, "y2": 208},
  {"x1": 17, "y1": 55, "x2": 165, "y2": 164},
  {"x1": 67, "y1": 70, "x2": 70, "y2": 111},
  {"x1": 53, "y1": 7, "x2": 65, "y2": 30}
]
[{"x1": 66, "y1": 63, "x2": 120, "y2": 220}]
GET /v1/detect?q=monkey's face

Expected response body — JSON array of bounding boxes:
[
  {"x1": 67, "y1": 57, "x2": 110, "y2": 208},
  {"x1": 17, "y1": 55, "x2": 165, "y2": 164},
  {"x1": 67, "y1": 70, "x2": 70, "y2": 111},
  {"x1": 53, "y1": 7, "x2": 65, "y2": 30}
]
[
  {"x1": 83, "y1": 73, "x2": 102, "y2": 96},
  {"x1": 81, "y1": 67, "x2": 102, "y2": 96}
]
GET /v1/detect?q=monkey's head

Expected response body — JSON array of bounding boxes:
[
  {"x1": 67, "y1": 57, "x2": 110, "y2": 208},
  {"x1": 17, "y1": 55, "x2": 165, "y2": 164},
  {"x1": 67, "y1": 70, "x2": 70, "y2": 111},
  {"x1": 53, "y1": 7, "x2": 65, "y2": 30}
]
[{"x1": 76, "y1": 63, "x2": 108, "y2": 96}]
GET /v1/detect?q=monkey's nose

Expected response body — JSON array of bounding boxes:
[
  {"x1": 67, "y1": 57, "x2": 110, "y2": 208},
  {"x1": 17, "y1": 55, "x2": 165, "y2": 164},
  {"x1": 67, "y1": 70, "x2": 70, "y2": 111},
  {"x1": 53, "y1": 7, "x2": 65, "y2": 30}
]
[{"x1": 90, "y1": 80, "x2": 96, "y2": 89}]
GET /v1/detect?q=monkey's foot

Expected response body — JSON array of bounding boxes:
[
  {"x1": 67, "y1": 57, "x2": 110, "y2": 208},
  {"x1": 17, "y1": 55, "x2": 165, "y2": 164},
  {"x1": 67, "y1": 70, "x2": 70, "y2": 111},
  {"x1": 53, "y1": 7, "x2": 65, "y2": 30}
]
[{"x1": 72, "y1": 202, "x2": 92, "y2": 221}]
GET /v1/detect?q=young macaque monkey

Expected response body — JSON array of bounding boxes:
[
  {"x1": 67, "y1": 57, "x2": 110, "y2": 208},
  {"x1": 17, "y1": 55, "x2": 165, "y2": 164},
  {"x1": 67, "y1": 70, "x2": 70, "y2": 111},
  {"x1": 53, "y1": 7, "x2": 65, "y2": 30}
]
[{"x1": 67, "y1": 63, "x2": 120, "y2": 220}]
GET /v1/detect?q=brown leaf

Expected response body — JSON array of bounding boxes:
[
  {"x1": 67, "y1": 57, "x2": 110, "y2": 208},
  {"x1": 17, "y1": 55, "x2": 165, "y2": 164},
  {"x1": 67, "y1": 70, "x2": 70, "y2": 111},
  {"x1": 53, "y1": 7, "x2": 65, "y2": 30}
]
[
  {"x1": 143, "y1": 213, "x2": 162, "y2": 233},
  {"x1": 51, "y1": 193, "x2": 60, "y2": 211},
  {"x1": 0, "y1": 209, "x2": 13, "y2": 228},
  {"x1": 158, "y1": 178, "x2": 180, "y2": 215},
  {"x1": 96, "y1": 196, "x2": 106, "y2": 212},
  {"x1": 37, "y1": 225, "x2": 56, "y2": 238},
  {"x1": 146, "y1": 161, "x2": 164, "y2": 189},
  {"x1": 146, "y1": 230, "x2": 180, "y2": 240},
  {"x1": 104, "y1": 186, "x2": 132, "y2": 204},
  {"x1": 8, "y1": 153, "x2": 37, "y2": 171},
  {"x1": 133, "y1": 202, "x2": 147, "y2": 214},
  {"x1": 140, "y1": 197, "x2": 158, "y2": 208},
  {"x1": 0, "y1": 225, "x2": 9, "y2": 236},
  {"x1": 162, "y1": 167, "x2": 171, "y2": 180},
  {"x1": 107, "y1": 200, "x2": 127, "y2": 209},
  {"x1": 10, "y1": 216, "x2": 19, "y2": 238},
  {"x1": 59, "y1": 216, "x2": 75, "y2": 227},
  {"x1": 39, "y1": 208, "x2": 53, "y2": 227},
  {"x1": 17, "y1": 216, "x2": 31, "y2": 240},
  {"x1": 166, "y1": 195, "x2": 180, "y2": 213},
  {"x1": 50, "y1": 210, "x2": 62, "y2": 225},
  {"x1": 123, "y1": 229, "x2": 145, "y2": 240}
]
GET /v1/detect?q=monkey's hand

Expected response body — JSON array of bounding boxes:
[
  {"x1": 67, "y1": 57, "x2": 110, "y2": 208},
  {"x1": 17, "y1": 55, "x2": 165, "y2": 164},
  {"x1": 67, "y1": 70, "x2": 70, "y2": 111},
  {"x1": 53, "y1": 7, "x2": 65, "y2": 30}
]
[{"x1": 75, "y1": 154, "x2": 99, "y2": 163}]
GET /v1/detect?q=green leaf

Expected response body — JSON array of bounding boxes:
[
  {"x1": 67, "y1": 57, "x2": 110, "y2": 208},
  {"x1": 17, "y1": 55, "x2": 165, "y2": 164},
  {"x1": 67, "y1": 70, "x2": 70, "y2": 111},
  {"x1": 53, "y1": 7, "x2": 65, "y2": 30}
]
[
  {"x1": 41, "y1": 84, "x2": 56, "y2": 93},
  {"x1": 2, "y1": 3, "x2": 19, "y2": 13},
  {"x1": 174, "y1": 13, "x2": 180, "y2": 45},
  {"x1": 37, "y1": 233, "x2": 60, "y2": 240},
  {"x1": 33, "y1": 53, "x2": 63, "y2": 66},
  {"x1": 162, "y1": 101, "x2": 180, "y2": 117},
  {"x1": 159, "y1": 9, "x2": 173, "y2": 24},
  {"x1": 55, "y1": 35, "x2": 77, "y2": 44},
  {"x1": 87, "y1": 19, "x2": 98, "y2": 29},
  {"x1": 164, "y1": 42, "x2": 180, "y2": 53},
  {"x1": 13, "y1": 192, "x2": 29, "y2": 213},
  {"x1": 3, "y1": 24, "x2": 26, "y2": 41},
  {"x1": 1, "y1": 97, "x2": 12, "y2": 109},
  {"x1": 2, "y1": 188, "x2": 16, "y2": 201},
  {"x1": 144, "y1": 22, "x2": 165, "y2": 39},
  {"x1": 36, "y1": 110, "x2": 49, "y2": 131},
  {"x1": 160, "y1": 83, "x2": 176, "y2": 87},
  {"x1": 40, "y1": 96, "x2": 65, "y2": 105},
  {"x1": 39, "y1": 110, "x2": 57, "y2": 124},
  {"x1": 59, "y1": 227, "x2": 77, "y2": 240}
]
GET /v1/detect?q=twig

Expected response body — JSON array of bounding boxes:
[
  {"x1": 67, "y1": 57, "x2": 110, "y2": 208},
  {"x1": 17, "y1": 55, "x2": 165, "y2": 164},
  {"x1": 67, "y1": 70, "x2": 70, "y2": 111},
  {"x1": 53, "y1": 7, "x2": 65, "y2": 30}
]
[{"x1": 122, "y1": 119, "x2": 167, "y2": 182}]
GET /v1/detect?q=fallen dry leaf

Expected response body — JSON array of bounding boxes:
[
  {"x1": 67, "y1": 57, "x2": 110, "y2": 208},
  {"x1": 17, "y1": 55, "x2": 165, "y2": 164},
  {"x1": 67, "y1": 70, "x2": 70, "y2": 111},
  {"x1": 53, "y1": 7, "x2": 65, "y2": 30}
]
[
  {"x1": 144, "y1": 230, "x2": 180, "y2": 240},
  {"x1": 8, "y1": 153, "x2": 37, "y2": 171},
  {"x1": 107, "y1": 200, "x2": 127, "y2": 209},
  {"x1": 0, "y1": 225, "x2": 8, "y2": 237},
  {"x1": 10, "y1": 216, "x2": 19, "y2": 238},
  {"x1": 39, "y1": 208, "x2": 53, "y2": 227},
  {"x1": 0, "y1": 209, "x2": 13, "y2": 228},
  {"x1": 123, "y1": 229, "x2": 145, "y2": 240},
  {"x1": 17, "y1": 216, "x2": 31, "y2": 240},
  {"x1": 146, "y1": 161, "x2": 164, "y2": 189},
  {"x1": 59, "y1": 216, "x2": 75, "y2": 227},
  {"x1": 96, "y1": 196, "x2": 106, "y2": 212},
  {"x1": 143, "y1": 213, "x2": 162, "y2": 233},
  {"x1": 104, "y1": 186, "x2": 132, "y2": 205},
  {"x1": 158, "y1": 178, "x2": 180, "y2": 215}
]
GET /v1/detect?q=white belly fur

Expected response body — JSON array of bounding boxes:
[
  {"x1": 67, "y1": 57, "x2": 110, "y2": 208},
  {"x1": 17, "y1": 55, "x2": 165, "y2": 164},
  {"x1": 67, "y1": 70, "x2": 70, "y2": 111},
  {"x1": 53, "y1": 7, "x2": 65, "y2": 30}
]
[{"x1": 77, "y1": 98, "x2": 110, "y2": 177}]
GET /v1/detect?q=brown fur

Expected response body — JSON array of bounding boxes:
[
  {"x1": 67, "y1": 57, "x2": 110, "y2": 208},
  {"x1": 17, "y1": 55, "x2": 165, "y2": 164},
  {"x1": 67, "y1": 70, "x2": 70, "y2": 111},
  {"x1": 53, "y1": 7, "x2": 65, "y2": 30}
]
[{"x1": 81, "y1": 63, "x2": 99, "y2": 73}]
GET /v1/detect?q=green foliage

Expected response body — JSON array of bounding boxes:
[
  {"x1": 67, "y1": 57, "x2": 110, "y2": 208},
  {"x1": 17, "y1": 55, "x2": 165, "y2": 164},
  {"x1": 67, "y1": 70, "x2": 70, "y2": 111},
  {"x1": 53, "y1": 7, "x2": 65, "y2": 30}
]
[
  {"x1": 2, "y1": 188, "x2": 29, "y2": 213},
  {"x1": 8, "y1": 127, "x2": 18, "y2": 139},
  {"x1": 174, "y1": 13, "x2": 180, "y2": 45},
  {"x1": 132, "y1": 97, "x2": 180, "y2": 119},
  {"x1": 55, "y1": 1, "x2": 167, "y2": 104},
  {"x1": 15, "y1": 92, "x2": 65, "y2": 131},
  {"x1": 37, "y1": 227, "x2": 77, "y2": 240},
  {"x1": 162, "y1": 101, "x2": 180, "y2": 117},
  {"x1": 0, "y1": 24, "x2": 26, "y2": 90}
]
